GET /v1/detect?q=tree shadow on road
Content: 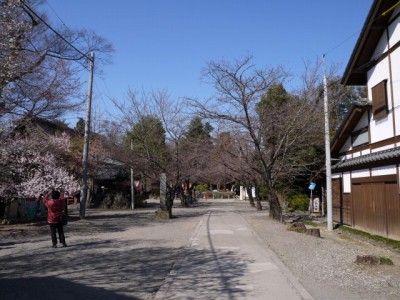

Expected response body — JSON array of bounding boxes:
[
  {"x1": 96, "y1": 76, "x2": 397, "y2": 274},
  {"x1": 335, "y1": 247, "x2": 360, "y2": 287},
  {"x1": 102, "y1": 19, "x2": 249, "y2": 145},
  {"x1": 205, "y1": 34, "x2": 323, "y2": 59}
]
[
  {"x1": 0, "y1": 277, "x2": 138, "y2": 300},
  {"x1": 0, "y1": 239, "x2": 250, "y2": 299}
]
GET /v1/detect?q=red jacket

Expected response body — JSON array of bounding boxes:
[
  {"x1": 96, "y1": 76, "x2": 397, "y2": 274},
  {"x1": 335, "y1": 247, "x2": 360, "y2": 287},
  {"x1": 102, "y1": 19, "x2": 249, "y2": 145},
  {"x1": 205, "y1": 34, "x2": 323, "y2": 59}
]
[{"x1": 42, "y1": 193, "x2": 66, "y2": 224}]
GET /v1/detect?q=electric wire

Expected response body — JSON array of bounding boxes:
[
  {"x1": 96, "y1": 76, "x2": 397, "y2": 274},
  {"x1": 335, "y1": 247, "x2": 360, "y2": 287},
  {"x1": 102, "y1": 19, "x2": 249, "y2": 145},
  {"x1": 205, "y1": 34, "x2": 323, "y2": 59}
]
[
  {"x1": 45, "y1": 0, "x2": 72, "y2": 33},
  {"x1": 41, "y1": 1, "x2": 119, "y2": 126},
  {"x1": 324, "y1": 1, "x2": 396, "y2": 58},
  {"x1": 21, "y1": 1, "x2": 91, "y2": 62}
]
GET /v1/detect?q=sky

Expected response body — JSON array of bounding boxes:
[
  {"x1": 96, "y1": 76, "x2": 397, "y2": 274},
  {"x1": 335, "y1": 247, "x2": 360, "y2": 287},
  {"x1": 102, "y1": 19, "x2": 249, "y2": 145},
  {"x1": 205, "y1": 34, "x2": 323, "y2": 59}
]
[{"x1": 43, "y1": 0, "x2": 374, "y2": 126}]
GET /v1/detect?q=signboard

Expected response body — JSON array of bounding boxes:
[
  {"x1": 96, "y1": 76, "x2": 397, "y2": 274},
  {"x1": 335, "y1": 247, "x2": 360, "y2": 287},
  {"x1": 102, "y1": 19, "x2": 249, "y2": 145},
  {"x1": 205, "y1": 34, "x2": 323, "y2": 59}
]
[
  {"x1": 308, "y1": 182, "x2": 316, "y2": 190},
  {"x1": 313, "y1": 197, "x2": 320, "y2": 212}
]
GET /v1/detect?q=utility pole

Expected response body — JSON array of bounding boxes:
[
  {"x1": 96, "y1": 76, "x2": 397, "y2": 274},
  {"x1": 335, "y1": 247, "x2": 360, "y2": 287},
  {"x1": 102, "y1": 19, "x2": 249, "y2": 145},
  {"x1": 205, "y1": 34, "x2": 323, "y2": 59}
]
[
  {"x1": 323, "y1": 54, "x2": 333, "y2": 231},
  {"x1": 130, "y1": 139, "x2": 135, "y2": 210},
  {"x1": 80, "y1": 51, "x2": 95, "y2": 219}
]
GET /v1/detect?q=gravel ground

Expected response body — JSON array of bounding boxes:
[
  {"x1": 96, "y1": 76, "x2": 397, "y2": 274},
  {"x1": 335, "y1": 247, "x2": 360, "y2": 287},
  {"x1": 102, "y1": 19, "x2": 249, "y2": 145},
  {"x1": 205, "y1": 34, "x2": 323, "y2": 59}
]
[
  {"x1": 242, "y1": 207, "x2": 400, "y2": 300},
  {"x1": 1, "y1": 199, "x2": 399, "y2": 299}
]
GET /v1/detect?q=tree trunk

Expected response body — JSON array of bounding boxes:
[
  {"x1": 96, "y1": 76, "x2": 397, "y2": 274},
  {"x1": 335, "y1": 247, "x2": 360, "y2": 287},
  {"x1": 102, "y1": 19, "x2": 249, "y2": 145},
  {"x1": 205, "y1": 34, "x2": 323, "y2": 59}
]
[
  {"x1": 268, "y1": 190, "x2": 282, "y2": 220},
  {"x1": 165, "y1": 187, "x2": 174, "y2": 217},
  {"x1": 178, "y1": 186, "x2": 189, "y2": 208},
  {"x1": 245, "y1": 186, "x2": 255, "y2": 207},
  {"x1": 254, "y1": 185, "x2": 262, "y2": 211},
  {"x1": 157, "y1": 173, "x2": 173, "y2": 219}
]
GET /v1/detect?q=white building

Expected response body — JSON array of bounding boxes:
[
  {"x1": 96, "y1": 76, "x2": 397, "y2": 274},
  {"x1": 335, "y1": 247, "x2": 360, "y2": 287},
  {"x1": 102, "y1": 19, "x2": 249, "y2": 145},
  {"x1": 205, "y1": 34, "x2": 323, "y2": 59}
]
[{"x1": 331, "y1": 0, "x2": 400, "y2": 240}]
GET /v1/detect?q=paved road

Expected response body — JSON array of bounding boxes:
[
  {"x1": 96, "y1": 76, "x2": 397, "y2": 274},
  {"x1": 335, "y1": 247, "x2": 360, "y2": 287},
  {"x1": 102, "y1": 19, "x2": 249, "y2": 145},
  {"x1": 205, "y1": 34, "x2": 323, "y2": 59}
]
[
  {"x1": 0, "y1": 199, "x2": 313, "y2": 299},
  {"x1": 155, "y1": 200, "x2": 313, "y2": 300}
]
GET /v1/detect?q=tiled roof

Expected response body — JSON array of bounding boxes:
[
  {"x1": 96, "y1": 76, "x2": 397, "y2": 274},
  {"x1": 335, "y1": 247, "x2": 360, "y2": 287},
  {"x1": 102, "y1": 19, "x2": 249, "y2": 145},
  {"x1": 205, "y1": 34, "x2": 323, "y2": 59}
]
[{"x1": 332, "y1": 147, "x2": 400, "y2": 170}]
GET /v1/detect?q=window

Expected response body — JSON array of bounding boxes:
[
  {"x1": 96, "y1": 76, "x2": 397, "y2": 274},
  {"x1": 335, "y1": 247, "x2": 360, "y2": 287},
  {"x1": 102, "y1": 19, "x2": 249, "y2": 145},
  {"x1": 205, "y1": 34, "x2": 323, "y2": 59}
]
[
  {"x1": 351, "y1": 127, "x2": 369, "y2": 147},
  {"x1": 371, "y1": 80, "x2": 388, "y2": 120}
]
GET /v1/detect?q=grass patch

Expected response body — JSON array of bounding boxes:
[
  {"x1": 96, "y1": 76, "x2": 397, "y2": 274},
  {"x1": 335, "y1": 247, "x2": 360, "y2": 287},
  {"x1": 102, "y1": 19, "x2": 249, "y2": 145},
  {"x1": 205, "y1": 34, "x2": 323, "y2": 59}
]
[
  {"x1": 380, "y1": 257, "x2": 394, "y2": 265},
  {"x1": 287, "y1": 222, "x2": 307, "y2": 233},
  {"x1": 338, "y1": 225, "x2": 400, "y2": 249},
  {"x1": 303, "y1": 220, "x2": 319, "y2": 227}
]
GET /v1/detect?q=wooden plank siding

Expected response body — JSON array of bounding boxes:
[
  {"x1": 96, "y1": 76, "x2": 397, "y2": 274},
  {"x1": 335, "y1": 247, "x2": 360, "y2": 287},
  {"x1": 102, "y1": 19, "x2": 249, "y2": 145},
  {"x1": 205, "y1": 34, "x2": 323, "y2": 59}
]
[
  {"x1": 351, "y1": 176, "x2": 400, "y2": 240},
  {"x1": 332, "y1": 179, "x2": 342, "y2": 223},
  {"x1": 332, "y1": 178, "x2": 353, "y2": 225},
  {"x1": 342, "y1": 194, "x2": 352, "y2": 225},
  {"x1": 386, "y1": 182, "x2": 400, "y2": 240}
]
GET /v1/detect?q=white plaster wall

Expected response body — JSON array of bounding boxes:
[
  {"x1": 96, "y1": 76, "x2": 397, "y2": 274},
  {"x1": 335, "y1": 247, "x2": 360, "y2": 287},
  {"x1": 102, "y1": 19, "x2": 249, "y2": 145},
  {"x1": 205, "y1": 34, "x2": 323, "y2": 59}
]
[
  {"x1": 394, "y1": 101, "x2": 400, "y2": 137},
  {"x1": 361, "y1": 149, "x2": 371, "y2": 155},
  {"x1": 339, "y1": 137, "x2": 352, "y2": 153},
  {"x1": 352, "y1": 152, "x2": 361, "y2": 158},
  {"x1": 371, "y1": 165, "x2": 397, "y2": 177},
  {"x1": 372, "y1": 28, "x2": 389, "y2": 58},
  {"x1": 353, "y1": 111, "x2": 369, "y2": 131},
  {"x1": 369, "y1": 110, "x2": 394, "y2": 142},
  {"x1": 332, "y1": 174, "x2": 341, "y2": 179},
  {"x1": 368, "y1": 56, "x2": 394, "y2": 142},
  {"x1": 371, "y1": 144, "x2": 395, "y2": 153},
  {"x1": 389, "y1": 7, "x2": 400, "y2": 45},
  {"x1": 351, "y1": 169, "x2": 370, "y2": 178},
  {"x1": 389, "y1": 20, "x2": 400, "y2": 136},
  {"x1": 368, "y1": 58, "x2": 390, "y2": 93},
  {"x1": 343, "y1": 172, "x2": 351, "y2": 193}
]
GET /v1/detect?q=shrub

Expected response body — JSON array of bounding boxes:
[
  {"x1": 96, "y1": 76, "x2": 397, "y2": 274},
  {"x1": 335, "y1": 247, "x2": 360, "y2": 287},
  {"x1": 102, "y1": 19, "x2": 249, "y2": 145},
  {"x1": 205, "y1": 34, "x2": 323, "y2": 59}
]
[
  {"x1": 196, "y1": 184, "x2": 208, "y2": 192},
  {"x1": 287, "y1": 221, "x2": 307, "y2": 233},
  {"x1": 380, "y1": 257, "x2": 394, "y2": 265},
  {"x1": 113, "y1": 192, "x2": 130, "y2": 209},
  {"x1": 288, "y1": 194, "x2": 309, "y2": 212},
  {"x1": 100, "y1": 192, "x2": 130, "y2": 209}
]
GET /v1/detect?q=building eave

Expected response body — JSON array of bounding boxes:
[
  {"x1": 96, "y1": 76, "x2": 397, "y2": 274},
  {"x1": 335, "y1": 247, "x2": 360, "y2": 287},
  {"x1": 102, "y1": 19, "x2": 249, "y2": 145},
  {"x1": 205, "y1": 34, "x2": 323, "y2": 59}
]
[
  {"x1": 341, "y1": 0, "x2": 397, "y2": 86},
  {"x1": 332, "y1": 146, "x2": 400, "y2": 172},
  {"x1": 331, "y1": 102, "x2": 371, "y2": 156}
]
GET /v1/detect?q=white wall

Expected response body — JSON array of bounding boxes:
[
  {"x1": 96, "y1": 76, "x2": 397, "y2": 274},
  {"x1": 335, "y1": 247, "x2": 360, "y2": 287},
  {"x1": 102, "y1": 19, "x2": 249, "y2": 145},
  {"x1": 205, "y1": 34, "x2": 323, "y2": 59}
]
[
  {"x1": 388, "y1": 13, "x2": 400, "y2": 137},
  {"x1": 361, "y1": 149, "x2": 371, "y2": 155},
  {"x1": 389, "y1": 7, "x2": 400, "y2": 45},
  {"x1": 343, "y1": 172, "x2": 351, "y2": 193},
  {"x1": 372, "y1": 28, "x2": 389, "y2": 58},
  {"x1": 371, "y1": 165, "x2": 397, "y2": 176},
  {"x1": 351, "y1": 169, "x2": 370, "y2": 178},
  {"x1": 339, "y1": 137, "x2": 352, "y2": 153},
  {"x1": 368, "y1": 56, "x2": 394, "y2": 143},
  {"x1": 354, "y1": 111, "x2": 370, "y2": 131},
  {"x1": 371, "y1": 144, "x2": 395, "y2": 153}
]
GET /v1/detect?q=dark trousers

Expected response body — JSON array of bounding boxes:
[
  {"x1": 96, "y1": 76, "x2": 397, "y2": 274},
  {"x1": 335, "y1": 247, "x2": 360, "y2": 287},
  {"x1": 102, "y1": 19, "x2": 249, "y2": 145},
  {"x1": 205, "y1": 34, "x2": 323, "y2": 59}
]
[{"x1": 49, "y1": 222, "x2": 66, "y2": 245}]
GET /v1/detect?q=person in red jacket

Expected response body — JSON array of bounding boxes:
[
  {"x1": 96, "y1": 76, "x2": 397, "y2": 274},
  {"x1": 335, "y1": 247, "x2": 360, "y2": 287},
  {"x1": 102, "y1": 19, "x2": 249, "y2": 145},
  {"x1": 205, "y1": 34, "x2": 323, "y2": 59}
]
[{"x1": 42, "y1": 189, "x2": 67, "y2": 248}]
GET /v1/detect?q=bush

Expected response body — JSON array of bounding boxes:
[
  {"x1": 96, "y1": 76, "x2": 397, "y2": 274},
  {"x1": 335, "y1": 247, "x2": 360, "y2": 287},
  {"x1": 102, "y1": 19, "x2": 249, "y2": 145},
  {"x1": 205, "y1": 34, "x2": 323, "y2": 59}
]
[
  {"x1": 380, "y1": 257, "x2": 394, "y2": 265},
  {"x1": 113, "y1": 192, "x2": 130, "y2": 209},
  {"x1": 288, "y1": 194, "x2": 309, "y2": 212},
  {"x1": 100, "y1": 192, "x2": 130, "y2": 209},
  {"x1": 196, "y1": 184, "x2": 208, "y2": 192}
]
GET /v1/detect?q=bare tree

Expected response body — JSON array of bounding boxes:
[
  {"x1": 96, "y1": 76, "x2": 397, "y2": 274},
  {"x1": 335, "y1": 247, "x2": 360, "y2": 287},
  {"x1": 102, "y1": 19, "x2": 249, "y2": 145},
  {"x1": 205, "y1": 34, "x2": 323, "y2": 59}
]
[
  {"x1": 189, "y1": 56, "x2": 326, "y2": 220},
  {"x1": 212, "y1": 130, "x2": 262, "y2": 209},
  {"x1": 114, "y1": 89, "x2": 198, "y2": 218},
  {"x1": 0, "y1": 0, "x2": 113, "y2": 125}
]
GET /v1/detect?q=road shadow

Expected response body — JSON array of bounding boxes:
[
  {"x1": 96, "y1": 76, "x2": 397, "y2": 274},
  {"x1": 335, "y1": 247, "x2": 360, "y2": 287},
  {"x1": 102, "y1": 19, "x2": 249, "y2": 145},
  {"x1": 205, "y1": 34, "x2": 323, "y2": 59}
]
[
  {"x1": 0, "y1": 240, "x2": 250, "y2": 299},
  {"x1": 0, "y1": 277, "x2": 138, "y2": 300}
]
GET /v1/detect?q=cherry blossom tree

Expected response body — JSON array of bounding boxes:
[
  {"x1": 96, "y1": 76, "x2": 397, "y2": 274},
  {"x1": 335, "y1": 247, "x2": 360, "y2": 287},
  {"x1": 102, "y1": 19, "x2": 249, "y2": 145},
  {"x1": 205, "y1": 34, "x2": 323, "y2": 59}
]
[{"x1": 0, "y1": 133, "x2": 80, "y2": 198}]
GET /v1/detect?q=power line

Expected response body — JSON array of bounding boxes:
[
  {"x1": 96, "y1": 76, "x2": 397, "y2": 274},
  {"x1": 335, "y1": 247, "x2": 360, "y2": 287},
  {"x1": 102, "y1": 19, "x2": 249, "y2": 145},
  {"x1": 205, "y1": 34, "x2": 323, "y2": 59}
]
[
  {"x1": 45, "y1": 0, "x2": 72, "y2": 33},
  {"x1": 324, "y1": 1, "x2": 393, "y2": 57},
  {"x1": 324, "y1": 30, "x2": 360, "y2": 56},
  {"x1": 21, "y1": 1, "x2": 91, "y2": 62}
]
